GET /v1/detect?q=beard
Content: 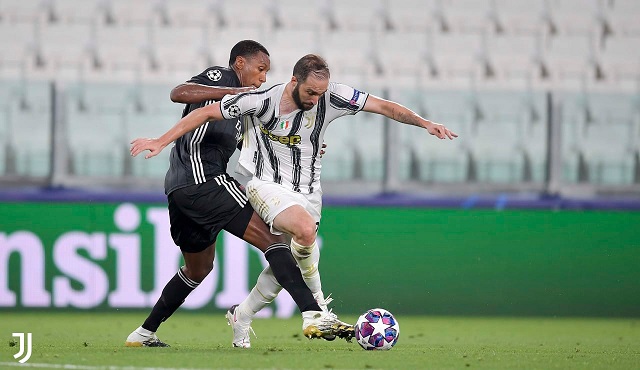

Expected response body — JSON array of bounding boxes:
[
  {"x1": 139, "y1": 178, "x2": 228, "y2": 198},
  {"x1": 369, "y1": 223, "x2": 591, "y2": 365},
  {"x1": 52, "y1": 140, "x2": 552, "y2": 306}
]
[{"x1": 292, "y1": 84, "x2": 313, "y2": 111}]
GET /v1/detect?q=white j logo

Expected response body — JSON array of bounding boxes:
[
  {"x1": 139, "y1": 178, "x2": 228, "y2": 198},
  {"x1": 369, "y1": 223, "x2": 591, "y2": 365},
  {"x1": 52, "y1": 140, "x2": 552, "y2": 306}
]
[{"x1": 12, "y1": 332, "x2": 32, "y2": 363}]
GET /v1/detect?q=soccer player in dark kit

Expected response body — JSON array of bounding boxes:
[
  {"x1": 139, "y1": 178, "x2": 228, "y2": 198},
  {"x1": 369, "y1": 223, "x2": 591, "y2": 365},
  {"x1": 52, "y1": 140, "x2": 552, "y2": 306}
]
[{"x1": 125, "y1": 41, "x2": 352, "y2": 348}]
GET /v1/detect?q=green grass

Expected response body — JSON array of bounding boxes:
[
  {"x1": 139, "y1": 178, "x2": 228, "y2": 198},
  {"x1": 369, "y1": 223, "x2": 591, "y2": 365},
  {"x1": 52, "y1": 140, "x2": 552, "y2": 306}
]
[{"x1": 0, "y1": 312, "x2": 638, "y2": 370}]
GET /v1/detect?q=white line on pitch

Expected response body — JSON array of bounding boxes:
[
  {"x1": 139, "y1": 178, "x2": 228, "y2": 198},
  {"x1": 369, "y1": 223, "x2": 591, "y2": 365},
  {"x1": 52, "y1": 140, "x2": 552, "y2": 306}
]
[{"x1": 0, "y1": 363, "x2": 208, "y2": 370}]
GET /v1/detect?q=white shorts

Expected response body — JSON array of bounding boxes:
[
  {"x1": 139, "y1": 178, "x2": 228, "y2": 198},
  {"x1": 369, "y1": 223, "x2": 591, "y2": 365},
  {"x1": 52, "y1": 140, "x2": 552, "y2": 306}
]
[{"x1": 246, "y1": 177, "x2": 323, "y2": 235}]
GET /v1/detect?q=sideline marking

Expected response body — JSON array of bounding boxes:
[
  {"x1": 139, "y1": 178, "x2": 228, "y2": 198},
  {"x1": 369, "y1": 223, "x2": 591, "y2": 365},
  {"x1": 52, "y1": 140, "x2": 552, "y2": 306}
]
[{"x1": 0, "y1": 363, "x2": 206, "y2": 370}]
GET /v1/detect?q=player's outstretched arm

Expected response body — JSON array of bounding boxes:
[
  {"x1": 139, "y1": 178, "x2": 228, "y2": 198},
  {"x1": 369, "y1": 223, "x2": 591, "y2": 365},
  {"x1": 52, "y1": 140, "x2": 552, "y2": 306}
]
[
  {"x1": 130, "y1": 103, "x2": 224, "y2": 159},
  {"x1": 170, "y1": 83, "x2": 254, "y2": 104},
  {"x1": 363, "y1": 95, "x2": 458, "y2": 140}
]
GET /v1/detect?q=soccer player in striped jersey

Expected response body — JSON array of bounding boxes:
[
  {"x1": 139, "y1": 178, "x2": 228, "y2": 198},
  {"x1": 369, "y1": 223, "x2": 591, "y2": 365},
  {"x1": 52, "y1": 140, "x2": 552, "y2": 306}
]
[
  {"x1": 130, "y1": 54, "x2": 457, "y2": 347},
  {"x1": 126, "y1": 43, "x2": 350, "y2": 349}
]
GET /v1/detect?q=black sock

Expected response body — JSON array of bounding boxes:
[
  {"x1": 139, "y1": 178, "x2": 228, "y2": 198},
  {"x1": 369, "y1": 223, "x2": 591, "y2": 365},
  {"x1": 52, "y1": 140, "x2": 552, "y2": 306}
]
[
  {"x1": 265, "y1": 243, "x2": 322, "y2": 313},
  {"x1": 142, "y1": 267, "x2": 199, "y2": 332}
]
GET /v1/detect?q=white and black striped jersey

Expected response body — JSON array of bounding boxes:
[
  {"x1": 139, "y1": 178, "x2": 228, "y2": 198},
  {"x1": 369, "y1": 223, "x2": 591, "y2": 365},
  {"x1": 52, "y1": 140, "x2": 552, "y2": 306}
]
[
  {"x1": 164, "y1": 66, "x2": 243, "y2": 195},
  {"x1": 220, "y1": 82, "x2": 369, "y2": 194}
]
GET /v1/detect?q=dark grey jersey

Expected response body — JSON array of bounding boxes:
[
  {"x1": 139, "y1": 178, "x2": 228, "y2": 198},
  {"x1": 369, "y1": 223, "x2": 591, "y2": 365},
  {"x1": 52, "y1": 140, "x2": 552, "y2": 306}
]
[{"x1": 164, "y1": 66, "x2": 242, "y2": 195}]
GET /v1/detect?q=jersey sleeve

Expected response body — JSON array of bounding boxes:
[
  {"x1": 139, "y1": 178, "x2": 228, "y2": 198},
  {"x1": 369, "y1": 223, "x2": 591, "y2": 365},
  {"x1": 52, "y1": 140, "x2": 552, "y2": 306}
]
[
  {"x1": 187, "y1": 67, "x2": 237, "y2": 87},
  {"x1": 327, "y1": 83, "x2": 369, "y2": 117},
  {"x1": 220, "y1": 92, "x2": 260, "y2": 120}
]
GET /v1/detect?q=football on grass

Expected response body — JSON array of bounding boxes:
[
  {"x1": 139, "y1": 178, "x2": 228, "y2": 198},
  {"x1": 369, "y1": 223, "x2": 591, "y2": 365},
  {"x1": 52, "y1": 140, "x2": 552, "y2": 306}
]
[{"x1": 354, "y1": 308, "x2": 400, "y2": 350}]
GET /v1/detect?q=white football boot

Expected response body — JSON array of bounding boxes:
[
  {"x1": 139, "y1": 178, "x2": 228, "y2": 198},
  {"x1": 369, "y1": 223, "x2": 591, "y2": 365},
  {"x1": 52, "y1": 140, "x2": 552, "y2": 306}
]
[
  {"x1": 312, "y1": 293, "x2": 354, "y2": 341},
  {"x1": 226, "y1": 304, "x2": 255, "y2": 348},
  {"x1": 125, "y1": 326, "x2": 169, "y2": 347},
  {"x1": 302, "y1": 310, "x2": 355, "y2": 341}
]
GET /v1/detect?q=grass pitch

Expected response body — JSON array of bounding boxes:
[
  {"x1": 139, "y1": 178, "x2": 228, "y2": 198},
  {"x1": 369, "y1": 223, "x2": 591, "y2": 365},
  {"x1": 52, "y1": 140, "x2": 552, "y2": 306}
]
[{"x1": 0, "y1": 312, "x2": 638, "y2": 369}]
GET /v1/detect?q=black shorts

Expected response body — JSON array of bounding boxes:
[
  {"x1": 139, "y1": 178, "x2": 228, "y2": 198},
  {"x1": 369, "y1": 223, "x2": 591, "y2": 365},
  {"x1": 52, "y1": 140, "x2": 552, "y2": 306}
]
[{"x1": 168, "y1": 173, "x2": 253, "y2": 253}]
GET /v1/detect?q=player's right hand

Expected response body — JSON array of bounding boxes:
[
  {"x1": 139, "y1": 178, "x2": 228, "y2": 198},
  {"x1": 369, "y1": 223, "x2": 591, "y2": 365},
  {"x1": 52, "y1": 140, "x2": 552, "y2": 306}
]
[{"x1": 130, "y1": 138, "x2": 164, "y2": 159}]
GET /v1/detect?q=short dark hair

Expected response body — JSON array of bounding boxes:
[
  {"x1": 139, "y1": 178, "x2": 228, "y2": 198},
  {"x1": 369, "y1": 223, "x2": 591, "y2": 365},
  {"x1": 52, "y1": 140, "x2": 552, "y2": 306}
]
[
  {"x1": 293, "y1": 54, "x2": 330, "y2": 83},
  {"x1": 228, "y1": 40, "x2": 270, "y2": 66}
]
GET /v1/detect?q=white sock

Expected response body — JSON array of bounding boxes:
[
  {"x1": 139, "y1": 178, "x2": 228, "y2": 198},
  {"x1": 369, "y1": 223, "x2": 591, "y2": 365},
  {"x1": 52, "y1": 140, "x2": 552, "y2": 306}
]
[
  {"x1": 136, "y1": 326, "x2": 153, "y2": 336},
  {"x1": 237, "y1": 266, "x2": 282, "y2": 323},
  {"x1": 290, "y1": 239, "x2": 323, "y2": 298}
]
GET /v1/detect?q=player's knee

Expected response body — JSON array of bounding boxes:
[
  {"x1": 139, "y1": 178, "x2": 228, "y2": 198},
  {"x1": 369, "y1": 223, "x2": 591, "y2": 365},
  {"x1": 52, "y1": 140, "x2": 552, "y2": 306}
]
[
  {"x1": 292, "y1": 233, "x2": 316, "y2": 255},
  {"x1": 292, "y1": 223, "x2": 316, "y2": 247},
  {"x1": 184, "y1": 263, "x2": 212, "y2": 283}
]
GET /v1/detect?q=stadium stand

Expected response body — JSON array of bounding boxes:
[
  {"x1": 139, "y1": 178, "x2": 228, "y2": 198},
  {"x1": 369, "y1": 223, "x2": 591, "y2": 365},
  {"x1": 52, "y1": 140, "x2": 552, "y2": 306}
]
[
  {"x1": 580, "y1": 92, "x2": 639, "y2": 184},
  {"x1": 392, "y1": 88, "x2": 473, "y2": 183},
  {"x1": 48, "y1": 0, "x2": 102, "y2": 25},
  {"x1": 383, "y1": 0, "x2": 438, "y2": 33},
  {"x1": 491, "y1": 0, "x2": 548, "y2": 35},
  {"x1": 604, "y1": 0, "x2": 640, "y2": 36},
  {"x1": 124, "y1": 83, "x2": 182, "y2": 179},
  {"x1": 600, "y1": 35, "x2": 640, "y2": 89},
  {"x1": 0, "y1": 21, "x2": 38, "y2": 78},
  {"x1": 437, "y1": 0, "x2": 495, "y2": 34},
  {"x1": 484, "y1": 32, "x2": 543, "y2": 88},
  {"x1": 0, "y1": 0, "x2": 638, "y2": 194},
  {"x1": 6, "y1": 81, "x2": 51, "y2": 177}
]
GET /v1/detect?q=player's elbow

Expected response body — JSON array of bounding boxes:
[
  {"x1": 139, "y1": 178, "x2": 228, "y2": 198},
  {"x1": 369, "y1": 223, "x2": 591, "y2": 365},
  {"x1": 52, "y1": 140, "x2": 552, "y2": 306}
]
[{"x1": 170, "y1": 85, "x2": 189, "y2": 103}]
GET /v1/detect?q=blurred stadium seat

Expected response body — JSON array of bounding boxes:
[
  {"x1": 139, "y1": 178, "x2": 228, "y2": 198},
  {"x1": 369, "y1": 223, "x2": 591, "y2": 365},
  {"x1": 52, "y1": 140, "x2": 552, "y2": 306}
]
[
  {"x1": 0, "y1": 22, "x2": 38, "y2": 78},
  {"x1": 580, "y1": 93, "x2": 640, "y2": 184},
  {"x1": 604, "y1": 0, "x2": 640, "y2": 36},
  {"x1": 92, "y1": 23, "x2": 152, "y2": 81},
  {"x1": 64, "y1": 83, "x2": 132, "y2": 177},
  {"x1": 216, "y1": 0, "x2": 271, "y2": 31},
  {"x1": 160, "y1": 0, "x2": 219, "y2": 27},
  {"x1": 104, "y1": 0, "x2": 161, "y2": 26},
  {"x1": 328, "y1": 0, "x2": 385, "y2": 32},
  {"x1": 393, "y1": 89, "x2": 472, "y2": 182},
  {"x1": 427, "y1": 32, "x2": 486, "y2": 87},
  {"x1": 49, "y1": 0, "x2": 102, "y2": 24},
  {"x1": 8, "y1": 105, "x2": 51, "y2": 177},
  {"x1": 376, "y1": 30, "x2": 431, "y2": 88},
  {"x1": 319, "y1": 29, "x2": 378, "y2": 81},
  {"x1": 543, "y1": 33, "x2": 599, "y2": 89},
  {"x1": 547, "y1": 0, "x2": 603, "y2": 36},
  {"x1": 438, "y1": 0, "x2": 495, "y2": 34},
  {"x1": 485, "y1": 33, "x2": 543, "y2": 88},
  {"x1": 470, "y1": 92, "x2": 537, "y2": 183},
  {"x1": 0, "y1": 80, "x2": 51, "y2": 177},
  {"x1": 0, "y1": 0, "x2": 51, "y2": 23},
  {"x1": 37, "y1": 22, "x2": 94, "y2": 81},
  {"x1": 148, "y1": 24, "x2": 209, "y2": 79},
  {"x1": 271, "y1": 0, "x2": 327, "y2": 31},
  {"x1": 492, "y1": 0, "x2": 548, "y2": 35},
  {"x1": 559, "y1": 92, "x2": 587, "y2": 183},
  {"x1": 66, "y1": 109, "x2": 127, "y2": 177},
  {"x1": 599, "y1": 35, "x2": 640, "y2": 89},
  {"x1": 384, "y1": 0, "x2": 438, "y2": 33}
]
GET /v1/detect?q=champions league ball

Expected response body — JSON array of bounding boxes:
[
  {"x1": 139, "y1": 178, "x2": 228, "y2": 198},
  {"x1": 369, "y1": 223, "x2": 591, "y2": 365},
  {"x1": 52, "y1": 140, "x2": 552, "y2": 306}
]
[{"x1": 354, "y1": 308, "x2": 400, "y2": 350}]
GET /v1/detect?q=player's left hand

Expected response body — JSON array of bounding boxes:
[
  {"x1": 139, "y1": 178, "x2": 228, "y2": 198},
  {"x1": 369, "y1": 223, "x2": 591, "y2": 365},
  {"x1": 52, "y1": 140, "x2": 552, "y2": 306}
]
[
  {"x1": 130, "y1": 138, "x2": 165, "y2": 159},
  {"x1": 426, "y1": 121, "x2": 458, "y2": 140}
]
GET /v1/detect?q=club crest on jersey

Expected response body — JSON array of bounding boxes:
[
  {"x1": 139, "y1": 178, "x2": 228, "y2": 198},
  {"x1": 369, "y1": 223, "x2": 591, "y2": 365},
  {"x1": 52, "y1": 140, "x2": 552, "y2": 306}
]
[
  {"x1": 227, "y1": 104, "x2": 241, "y2": 118},
  {"x1": 304, "y1": 112, "x2": 315, "y2": 128},
  {"x1": 207, "y1": 69, "x2": 222, "y2": 81},
  {"x1": 279, "y1": 120, "x2": 290, "y2": 130}
]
